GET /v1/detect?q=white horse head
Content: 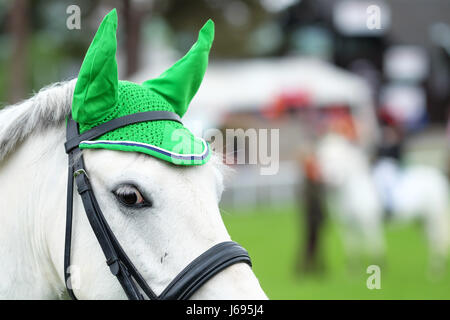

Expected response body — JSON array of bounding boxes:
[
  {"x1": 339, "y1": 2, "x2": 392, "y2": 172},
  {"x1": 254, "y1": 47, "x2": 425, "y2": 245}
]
[
  {"x1": 316, "y1": 133, "x2": 370, "y2": 188},
  {"x1": 0, "y1": 80, "x2": 267, "y2": 299}
]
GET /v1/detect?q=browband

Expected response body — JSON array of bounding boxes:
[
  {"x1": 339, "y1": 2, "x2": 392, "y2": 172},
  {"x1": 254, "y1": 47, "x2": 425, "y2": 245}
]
[{"x1": 65, "y1": 111, "x2": 182, "y2": 153}]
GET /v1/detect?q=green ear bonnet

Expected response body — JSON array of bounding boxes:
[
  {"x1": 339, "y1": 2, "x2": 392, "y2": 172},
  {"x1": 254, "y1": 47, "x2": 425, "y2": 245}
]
[{"x1": 72, "y1": 9, "x2": 213, "y2": 165}]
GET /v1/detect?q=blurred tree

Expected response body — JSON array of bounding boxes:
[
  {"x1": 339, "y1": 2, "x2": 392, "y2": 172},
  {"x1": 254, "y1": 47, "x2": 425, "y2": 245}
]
[
  {"x1": 123, "y1": 0, "x2": 144, "y2": 76},
  {"x1": 162, "y1": 0, "x2": 271, "y2": 58},
  {"x1": 8, "y1": 0, "x2": 29, "y2": 103}
]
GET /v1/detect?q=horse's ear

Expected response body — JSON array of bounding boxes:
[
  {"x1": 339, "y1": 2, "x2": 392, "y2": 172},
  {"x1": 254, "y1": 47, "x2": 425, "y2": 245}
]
[
  {"x1": 72, "y1": 9, "x2": 118, "y2": 124},
  {"x1": 143, "y1": 19, "x2": 214, "y2": 117}
]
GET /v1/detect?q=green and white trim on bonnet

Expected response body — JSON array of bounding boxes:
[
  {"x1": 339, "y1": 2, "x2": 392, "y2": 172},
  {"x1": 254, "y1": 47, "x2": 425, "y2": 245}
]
[{"x1": 71, "y1": 9, "x2": 213, "y2": 166}]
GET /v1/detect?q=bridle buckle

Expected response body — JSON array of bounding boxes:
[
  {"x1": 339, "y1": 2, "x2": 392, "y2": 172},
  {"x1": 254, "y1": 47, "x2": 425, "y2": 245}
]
[{"x1": 106, "y1": 257, "x2": 121, "y2": 276}]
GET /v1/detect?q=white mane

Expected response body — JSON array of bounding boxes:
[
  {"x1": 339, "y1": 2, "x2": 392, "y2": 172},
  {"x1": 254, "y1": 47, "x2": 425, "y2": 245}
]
[{"x1": 0, "y1": 79, "x2": 76, "y2": 162}]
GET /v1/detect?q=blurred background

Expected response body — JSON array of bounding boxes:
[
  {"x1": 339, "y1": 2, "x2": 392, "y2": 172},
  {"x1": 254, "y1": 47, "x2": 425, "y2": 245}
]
[{"x1": 1, "y1": 0, "x2": 450, "y2": 299}]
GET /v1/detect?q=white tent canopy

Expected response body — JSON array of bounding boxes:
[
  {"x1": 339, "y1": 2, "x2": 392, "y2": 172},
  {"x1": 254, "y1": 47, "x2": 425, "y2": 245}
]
[{"x1": 130, "y1": 56, "x2": 379, "y2": 148}]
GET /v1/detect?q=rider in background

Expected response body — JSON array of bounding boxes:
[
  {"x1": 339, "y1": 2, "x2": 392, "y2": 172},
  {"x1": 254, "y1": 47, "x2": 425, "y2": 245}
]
[
  {"x1": 376, "y1": 107, "x2": 405, "y2": 163},
  {"x1": 372, "y1": 107, "x2": 405, "y2": 220}
]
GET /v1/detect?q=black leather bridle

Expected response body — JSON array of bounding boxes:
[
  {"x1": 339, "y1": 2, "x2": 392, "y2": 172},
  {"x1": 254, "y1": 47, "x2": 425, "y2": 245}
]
[{"x1": 64, "y1": 111, "x2": 252, "y2": 300}]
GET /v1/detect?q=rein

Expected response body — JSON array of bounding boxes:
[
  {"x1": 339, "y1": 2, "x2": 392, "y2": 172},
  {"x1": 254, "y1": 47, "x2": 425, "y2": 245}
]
[{"x1": 64, "y1": 111, "x2": 252, "y2": 300}]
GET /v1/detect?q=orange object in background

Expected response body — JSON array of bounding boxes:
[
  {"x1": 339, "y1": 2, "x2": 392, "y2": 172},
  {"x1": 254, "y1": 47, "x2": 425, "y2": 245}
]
[
  {"x1": 263, "y1": 89, "x2": 311, "y2": 119},
  {"x1": 324, "y1": 105, "x2": 358, "y2": 142},
  {"x1": 302, "y1": 153, "x2": 322, "y2": 183}
]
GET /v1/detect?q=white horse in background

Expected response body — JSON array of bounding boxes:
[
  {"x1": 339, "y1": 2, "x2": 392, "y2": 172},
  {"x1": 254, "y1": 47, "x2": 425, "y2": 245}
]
[
  {"x1": 316, "y1": 133, "x2": 450, "y2": 273},
  {"x1": 0, "y1": 80, "x2": 267, "y2": 299}
]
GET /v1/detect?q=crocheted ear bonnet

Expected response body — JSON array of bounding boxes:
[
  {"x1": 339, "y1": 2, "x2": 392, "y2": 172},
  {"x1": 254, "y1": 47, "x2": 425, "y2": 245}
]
[{"x1": 72, "y1": 9, "x2": 212, "y2": 165}]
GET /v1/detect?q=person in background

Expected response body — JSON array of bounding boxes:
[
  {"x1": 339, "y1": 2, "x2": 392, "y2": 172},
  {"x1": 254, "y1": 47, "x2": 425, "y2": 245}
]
[
  {"x1": 295, "y1": 145, "x2": 326, "y2": 274},
  {"x1": 372, "y1": 108, "x2": 405, "y2": 220},
  {"x1": 376, "y1": 108, "x2": 405, "y2": 163}
]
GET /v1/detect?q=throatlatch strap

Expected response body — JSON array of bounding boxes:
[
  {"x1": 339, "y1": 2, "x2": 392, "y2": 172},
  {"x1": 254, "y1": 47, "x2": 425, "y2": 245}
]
[{"x1": 64, "y1": 153, "x2": 76, "y2": 300}]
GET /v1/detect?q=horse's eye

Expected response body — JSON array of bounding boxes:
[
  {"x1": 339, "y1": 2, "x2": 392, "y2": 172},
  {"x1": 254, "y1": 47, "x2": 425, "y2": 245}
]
[{"x1": 113, "y1": 185, "x2": 151, "y2": 208}]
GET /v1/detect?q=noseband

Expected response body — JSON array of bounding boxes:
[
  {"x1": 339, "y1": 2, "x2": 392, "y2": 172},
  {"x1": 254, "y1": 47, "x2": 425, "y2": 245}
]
[{"x1": 64, "y1": 111, "x2": 252, "y2": 300}]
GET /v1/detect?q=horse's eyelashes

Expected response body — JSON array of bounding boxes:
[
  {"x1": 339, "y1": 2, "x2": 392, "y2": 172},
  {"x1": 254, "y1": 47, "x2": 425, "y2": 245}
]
[
  {"x1": 113, "y1": 184, "x2": 152, "y2": 209},
  {"x1": 120, "y1": 191, "x2": 138, "y2": 205}
]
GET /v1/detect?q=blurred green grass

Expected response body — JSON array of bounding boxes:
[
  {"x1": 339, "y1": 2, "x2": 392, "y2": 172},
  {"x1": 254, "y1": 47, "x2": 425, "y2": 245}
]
[{"x1": 221, "y1": 205, "x2": 450, "y2": 299}]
